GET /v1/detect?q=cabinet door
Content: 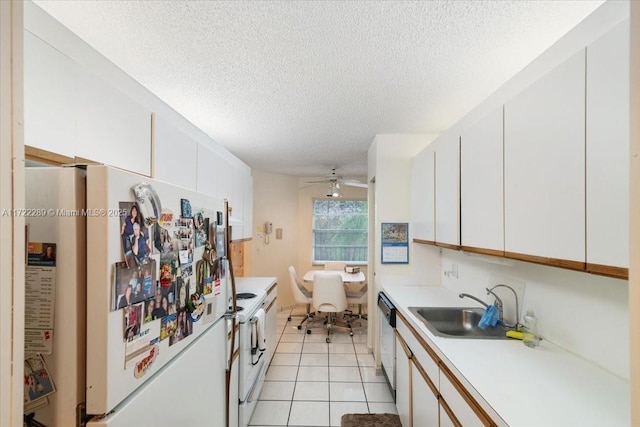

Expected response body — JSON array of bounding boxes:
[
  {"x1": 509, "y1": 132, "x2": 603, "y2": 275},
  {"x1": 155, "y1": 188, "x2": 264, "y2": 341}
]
[
  {"x1": 411, "y1": 145, "x2": 435, "y2": 242},
  {"x1": 154, "y1": 114, "x2": 197, "y2": 190},
  {"x1": 439, "y1": 370, "x2": 486, "y2": 427},
  {"x1": 435, "y1": 135, "x2": 460, "y2": 246},
  {"x1": 76, "y1": 67, "x2": 152, "y2": 176},
  {"x1": 460, "y1": 107, "x2": 504, "y2": 252},
  {"x1": 24, "y1": 31, "x2": 78, "y2": 158},
  {"x1": 196, "y1": 143, "x2": 220, "y2": 197},
  {"x1": 243, "y1": 173, "x2": 254, "y2": 240},
  {"x1": 411, "y1": 360, "x2": 439, "y2": 427},
  {"x1": 395, "y1": 334, "x2": 412, "y2": 427},
  {"x1": 586, "y1": 21, "x2": 629, "y2": 271},
  {"x1": 504, "y1": 49, "x2": 585, "y2": 262}
]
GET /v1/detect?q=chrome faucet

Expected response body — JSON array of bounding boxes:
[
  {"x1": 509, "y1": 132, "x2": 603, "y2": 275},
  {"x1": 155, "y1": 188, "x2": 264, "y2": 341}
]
[
  {"x1": 458, "y1": 293, "x2": 490, "y2": 308},
  {"x1": 487, "y1": 284, "x2": 522, "y2": 331},
  {"x1": 459, "y1": 289, "x2": 505, "y2": 324}
]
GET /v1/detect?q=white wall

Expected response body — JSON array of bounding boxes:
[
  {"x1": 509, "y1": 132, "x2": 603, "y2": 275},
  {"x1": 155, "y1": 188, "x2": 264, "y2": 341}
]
[
  {"x1": 369, "y1": 134, "x2": 436, "y2": 287},
  {"x1": 439, "y1": 249, "x2": 629, "y2": 380},
  {"x1": 251, "y1": 171, "x2": 369, "y2": 309},
  {"x1": 251, "y1": 171, "x2": 300, "y2": 307}
]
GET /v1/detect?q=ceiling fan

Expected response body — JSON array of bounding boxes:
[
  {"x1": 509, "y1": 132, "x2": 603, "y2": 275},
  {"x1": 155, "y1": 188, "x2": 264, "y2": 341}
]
[{"x1": 306, "y1": 167, "x2": 368, "y2": 197}]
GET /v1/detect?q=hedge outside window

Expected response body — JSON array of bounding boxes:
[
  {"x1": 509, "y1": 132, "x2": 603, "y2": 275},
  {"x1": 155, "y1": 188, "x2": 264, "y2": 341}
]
[{"x1": 313, "y1": 199, "x2": 368, "y2": 263}]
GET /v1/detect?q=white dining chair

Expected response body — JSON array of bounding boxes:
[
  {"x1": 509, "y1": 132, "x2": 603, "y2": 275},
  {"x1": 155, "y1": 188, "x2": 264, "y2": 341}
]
[
  {"x1": 311, "y1": 272, "x2": 352, "y2": 343},
  {"x1": 345, "y1": 283, "x2": 368, "y2": 327},
  {"x1": 288, "y1": 266, "x2": 314, "y2": 332}
]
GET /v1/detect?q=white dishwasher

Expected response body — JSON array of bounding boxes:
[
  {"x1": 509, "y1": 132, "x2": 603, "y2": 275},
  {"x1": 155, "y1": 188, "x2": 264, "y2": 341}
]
[{"x1": 378, "y1": 292, "x2": 397, "y2": 395}]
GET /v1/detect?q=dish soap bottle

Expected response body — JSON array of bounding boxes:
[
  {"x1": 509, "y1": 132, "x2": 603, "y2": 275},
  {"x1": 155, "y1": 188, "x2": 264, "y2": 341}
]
[{"x1": 522, "y1": 309, "x2": 540, "y2": 348}]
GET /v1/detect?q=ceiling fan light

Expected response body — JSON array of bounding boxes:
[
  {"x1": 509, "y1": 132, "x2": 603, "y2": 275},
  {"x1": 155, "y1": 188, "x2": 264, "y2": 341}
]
[{"x1": 328, "y1": 182, "x2": 341, "y2": 198}]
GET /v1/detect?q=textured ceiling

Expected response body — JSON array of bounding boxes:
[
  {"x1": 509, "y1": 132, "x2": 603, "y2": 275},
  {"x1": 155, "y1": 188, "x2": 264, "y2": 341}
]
[{"x1": 34, "y1": 0, "x2": 604, "y2": 177}]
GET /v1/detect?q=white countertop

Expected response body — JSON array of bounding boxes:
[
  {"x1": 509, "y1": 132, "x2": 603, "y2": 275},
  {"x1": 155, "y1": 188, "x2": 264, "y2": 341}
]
[
  {"x1": 235, "y1": 277, "x2": 277, "y2": 295},
  {"x1": 382, "y1": 285, "x2": 630, "y2": 427}
]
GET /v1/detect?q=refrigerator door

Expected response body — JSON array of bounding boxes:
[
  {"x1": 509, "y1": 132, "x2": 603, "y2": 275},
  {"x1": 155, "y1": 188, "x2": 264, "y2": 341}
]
[
  {"x1": 86, "y1": 165, "x2": 228, "y2": 415},
  {"x1": 87, "y1": 318, "x2": 227, "y2": 426}
]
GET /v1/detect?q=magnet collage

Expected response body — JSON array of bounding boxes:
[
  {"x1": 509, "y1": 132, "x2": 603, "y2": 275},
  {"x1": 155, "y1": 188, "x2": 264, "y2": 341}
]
[{"x1": 113, "y1": 196, "x2": 219, "y2": 371}]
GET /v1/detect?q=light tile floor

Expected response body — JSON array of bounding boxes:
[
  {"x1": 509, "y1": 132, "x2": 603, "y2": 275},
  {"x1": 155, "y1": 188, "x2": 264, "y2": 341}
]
[{"x1": 249, "y1": 305, "x2": 396, "y2": 427}]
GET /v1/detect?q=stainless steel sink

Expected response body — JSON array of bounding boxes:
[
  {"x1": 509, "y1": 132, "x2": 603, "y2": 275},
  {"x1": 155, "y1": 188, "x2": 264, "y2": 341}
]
[{"x1": 408, "y1": 307, "x2": 511, "y2": 339}]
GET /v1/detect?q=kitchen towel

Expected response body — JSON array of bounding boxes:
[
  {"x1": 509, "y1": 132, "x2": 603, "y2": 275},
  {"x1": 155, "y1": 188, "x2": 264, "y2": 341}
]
[
  {"x1": 255, "y1": 308, "x2": 266, "y2": 351},
  {"x1": 478, "y1": 305, "x2": 499, "y2": 329}
]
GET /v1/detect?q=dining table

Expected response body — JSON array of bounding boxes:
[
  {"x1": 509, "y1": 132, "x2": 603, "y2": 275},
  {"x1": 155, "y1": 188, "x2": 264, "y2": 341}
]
[{"x1": 302, "y1": 270, "x2": 366, "y2": 284}]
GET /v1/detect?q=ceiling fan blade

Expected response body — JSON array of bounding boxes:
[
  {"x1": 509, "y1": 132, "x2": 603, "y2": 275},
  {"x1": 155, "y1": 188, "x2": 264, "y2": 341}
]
[
  {"x1": 342, "y1": 180, "x2": 368, "y2": 188},
  {"x1": 305, "y1": 180, "x2": 327, "y2": 184}
]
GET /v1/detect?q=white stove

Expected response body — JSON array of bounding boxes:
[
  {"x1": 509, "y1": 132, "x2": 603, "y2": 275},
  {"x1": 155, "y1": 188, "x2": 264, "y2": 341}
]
[{"x1": 235, "y1": 290, "x2": 267, "y2": 427}]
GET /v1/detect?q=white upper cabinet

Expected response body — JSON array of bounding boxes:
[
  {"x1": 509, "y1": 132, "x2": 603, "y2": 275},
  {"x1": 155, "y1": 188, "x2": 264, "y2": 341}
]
[
  {"x1": 231, "y1": 166, "x2": 245, "y2": 241},
  {"x1": 154, "y1": 114, "x2": 197, "y2": 190},
  {"x1": 24, "y1": 31, "x2": 78, "y2": 158},
  {"x1": 411, "y1": 145, "x2": 435, "y2": 241},
  {"x1": 217, "y1": 157, "x2": 233, "y2": 201},
  {"x1": 460, "y1": 107, "x2": 504, "y2": 252},
  {"x1": 434, "y1": 135, "x2": 460, "y2": 246},
  {"x1": 243, "y1": 173, "x2": 254, "y2": 240},
  {"x1": 76, "y1": 67, "x2": 152, "y2": 176},
  {"x1": 586, "y1": 21, "x2": 629, "y2": 270},
  {"x1": 504, "y1": 49, "x2": 586, "y2": 262},
  {"x1": 25, "y1": 30, "x2": 152, "y2": 175},
  {"x1": 196, "y1": 143, "x2": 220, "y2": 198}
]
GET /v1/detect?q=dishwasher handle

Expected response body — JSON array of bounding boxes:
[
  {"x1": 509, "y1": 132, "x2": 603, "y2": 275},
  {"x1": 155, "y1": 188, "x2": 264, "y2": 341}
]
[{"x1": 377, "y1": 292, "x2": 396, "y2": 328}]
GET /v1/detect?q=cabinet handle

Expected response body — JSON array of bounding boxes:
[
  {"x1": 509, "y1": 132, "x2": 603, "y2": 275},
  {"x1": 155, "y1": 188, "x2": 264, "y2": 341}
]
[{"x1": 395, "y1": 329, "x2": 413, "y2": 358}]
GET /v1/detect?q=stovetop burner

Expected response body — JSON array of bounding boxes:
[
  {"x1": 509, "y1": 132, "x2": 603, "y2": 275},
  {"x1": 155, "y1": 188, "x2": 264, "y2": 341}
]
[{"x1": 236, "y1": 292, "x2": 257, "y2": 300}]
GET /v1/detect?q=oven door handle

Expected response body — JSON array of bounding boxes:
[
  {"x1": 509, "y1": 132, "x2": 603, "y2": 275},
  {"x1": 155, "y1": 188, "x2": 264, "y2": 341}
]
[{"x1": 246, "y1": 361, "x2": 267, "y2": 404}]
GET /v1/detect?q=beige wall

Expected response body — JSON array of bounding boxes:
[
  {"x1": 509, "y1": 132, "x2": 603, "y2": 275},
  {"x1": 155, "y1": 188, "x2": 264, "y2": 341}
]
[{"x1": 251, "y1": 170, "x2": 368, "y2": 309}]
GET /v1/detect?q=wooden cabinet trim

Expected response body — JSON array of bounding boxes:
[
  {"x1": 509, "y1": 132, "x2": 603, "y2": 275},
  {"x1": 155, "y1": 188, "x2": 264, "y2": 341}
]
[
  {"x1": 413, "y1": 238, "x2": 437, "y2": 246},
  {"x1": 460, "y1": 246, "x2": 505, "y2": 258},
  {"x1": 439, "y1": 363, "x2": 495, "y2": 427},
  {"x1": 395, "y1": 329, "x2": 413, "y2": 358},
  {"x1": 412, "y1": 353, "x2": 439, "y2": 397},
  {"x1": 586, "y1": 263, "x2": 628, "y2": 280},
  {"x1": 230, "y1": 237, "x2": 252, "y2": 243},
  {"x1": 417, "y1": 241, "x2": 624, "y2": 279},
  {"x1": 503, "y1": 251, "x2": 585, "y2": 271},
  {"x1": 397, "y1": 311, "x2": 441, "y2": 366},
  {"x1": 440, "y1": 398, "x2": 463, "y2": 427},
  {"x1": 436, "y1": 242, "x2": 461, "y2": 251},
  {"x1": 266, "y1": 297, "x2": 277, "y2": 312},
  {"x1": 25, "y1": 145, "x2": 75, "y2": 166}
]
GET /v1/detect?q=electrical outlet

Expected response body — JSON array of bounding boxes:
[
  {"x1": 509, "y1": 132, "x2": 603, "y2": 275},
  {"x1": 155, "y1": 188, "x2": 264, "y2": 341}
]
[{"x1": 444, "y1": 264, "x2": 459, "y2": 279}]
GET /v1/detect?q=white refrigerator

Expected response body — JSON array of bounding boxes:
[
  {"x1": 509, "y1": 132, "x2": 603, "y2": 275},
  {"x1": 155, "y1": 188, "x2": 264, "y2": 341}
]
[{"x1": 24, "y1": 165, "x2": 235, "y2": 427}]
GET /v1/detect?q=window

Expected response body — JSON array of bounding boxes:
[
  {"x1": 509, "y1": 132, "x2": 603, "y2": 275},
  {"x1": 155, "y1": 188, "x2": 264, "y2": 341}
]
[{"x1": 312, "y1": 199, "x2": 368, "y2": 263}]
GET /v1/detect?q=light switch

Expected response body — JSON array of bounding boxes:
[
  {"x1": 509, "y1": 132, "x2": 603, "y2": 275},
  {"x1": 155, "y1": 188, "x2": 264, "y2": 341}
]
[{"x1": 276, "y1": 228, "x2": 283, "y2": 239}]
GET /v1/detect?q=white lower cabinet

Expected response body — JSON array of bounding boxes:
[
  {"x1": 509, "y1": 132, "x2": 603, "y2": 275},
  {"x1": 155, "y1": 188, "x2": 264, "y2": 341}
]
[
  {"x1": 411, "y1": 361, "x2": 439, "y2": 427},
  {"x1": 395, "y1": 314, "x2": 495, "y2": 427},
  {"x1": 395, "y1": 333, "x2": 412, "y2": 427},
  {"x1": 439, "y1": 369, "x2": 486, "y2": 427}
]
